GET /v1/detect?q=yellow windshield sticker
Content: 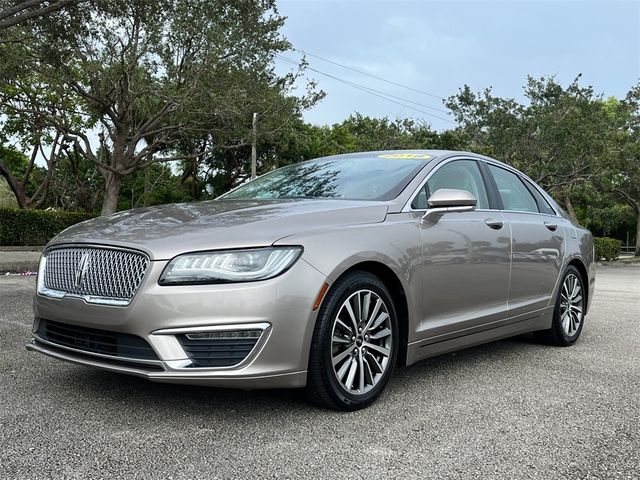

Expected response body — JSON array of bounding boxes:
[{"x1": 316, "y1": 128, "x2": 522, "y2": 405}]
[{"x1": 378, "y1": 153, "x2": 431, "y2": 159}]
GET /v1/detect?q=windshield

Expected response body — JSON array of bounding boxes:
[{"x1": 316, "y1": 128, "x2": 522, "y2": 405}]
[{"x1": 220, "y1": 156, "x2": 427, "y2": 201}]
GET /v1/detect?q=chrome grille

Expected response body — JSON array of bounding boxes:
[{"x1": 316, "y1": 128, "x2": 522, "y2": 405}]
[{"x1": 43, "y1": 246, "x2": 149, "y2": 304}]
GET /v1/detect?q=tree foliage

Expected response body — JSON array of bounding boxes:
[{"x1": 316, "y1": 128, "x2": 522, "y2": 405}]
[
  {"x1": 0, "y1": 0, "x2": 86, "y2": 30},
  {"x1": 446, "y1": 75, "x2": 620, "y2": 220},
  {"x1": 610, "y1": 83, "x2": 640, "y2": 254},
  {"x1": 0, "y1": 6, "x2": 638, "y2": 254},
  {"x1": 0, "y1": 0, "x2": 320, "y2": 213},
  {"x1": 444, "y1": 76, "x2": 640, "y2": 252}
]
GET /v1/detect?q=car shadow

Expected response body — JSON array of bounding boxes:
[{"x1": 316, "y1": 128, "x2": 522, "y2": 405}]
[{"x1": 55, "y1": 333, "x2": 544, "y2": 417}]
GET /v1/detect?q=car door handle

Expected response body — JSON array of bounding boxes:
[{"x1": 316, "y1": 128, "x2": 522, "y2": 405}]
[
  {"x1": 484, "y1": 219, "x2": 504, "y2": 230},
  {"x1": 544, "y1": 222, "x2": 558, "y2": 232}
]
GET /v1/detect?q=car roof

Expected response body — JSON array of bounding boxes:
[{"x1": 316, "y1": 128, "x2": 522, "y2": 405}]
[
  {"x1": 317, "y1": 149, "x2": 444, "y2": 161},
  {"x1": 315, "y1": 149, "x2": 509, "y2": 167}
]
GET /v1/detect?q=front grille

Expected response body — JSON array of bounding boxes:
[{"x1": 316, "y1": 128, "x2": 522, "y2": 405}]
[
  {"x1": 43, "y1": 246, "x2": 149, "y2": 303},
  {"x1": 37, "y1": 319, "x2": 159, "y2": 361},
  {"x1": 178, "y1": 334, "x2": 261, "y2": 368}
]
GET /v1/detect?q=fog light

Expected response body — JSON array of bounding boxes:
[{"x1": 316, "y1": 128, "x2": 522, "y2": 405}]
[{"x1": 185, "y1": 330, "x2": 262, "y2": 340}]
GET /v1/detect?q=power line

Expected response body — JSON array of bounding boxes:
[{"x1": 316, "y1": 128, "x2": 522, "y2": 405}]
[
  {"x1": 276, "y1": 55, "x2": 455, "y2": 123},
  {"x1": 298, "y1": 56, "x2": 451, "y2": 114},
  {"x1": 276, "y1": 54, "x2": 455, "y2": 124},
  {"x1": 284, "y1": 53, "x2": 450, "y2": 114},
  {"x1": 295, "y1": 48, "x2": 446, "y2": 101}
]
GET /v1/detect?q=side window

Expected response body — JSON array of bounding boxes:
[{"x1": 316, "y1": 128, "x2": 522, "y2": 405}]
[
  {"x1": 488, "y1": 165, "x2": 539, "y2": 213},
  {"x1": 412, "y1": 160, "x2": 489, "y2": 209},
  {"x1": 411, "y1": 187, "x2": 428, "y2": 210},
  {"x1": 522, "y1": 179, "x2": 556, "y2": 215}
]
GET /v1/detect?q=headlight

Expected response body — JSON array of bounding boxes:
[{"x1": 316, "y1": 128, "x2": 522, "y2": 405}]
[{"x1": 158, "y1": 246, "x2": 303, "y2": 285}]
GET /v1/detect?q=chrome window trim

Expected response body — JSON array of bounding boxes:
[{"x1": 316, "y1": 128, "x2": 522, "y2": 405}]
[
  {"x1": 482, "y1": 160, "x2": 560, "y2": 217},
  {"x1": 402, "y1": 156, "x2": 490, "y2": 212},
  {"x1": 498, "y1": 209, "x2": 561, "y2": 218},
  {"x1": 403, "y1": 155, "x2": 561, "y2": 217},
  {"x1": 37, "y1": 244, "x2": 151, "y2": 306}
]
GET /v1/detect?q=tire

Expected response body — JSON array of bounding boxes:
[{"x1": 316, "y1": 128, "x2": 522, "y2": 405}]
[
  {"x1": 305, "y1": 271, "x2": 399, "y2": 411},
  {"x1": 534, "y1": 265, "x2": 586, "y2": 346}
]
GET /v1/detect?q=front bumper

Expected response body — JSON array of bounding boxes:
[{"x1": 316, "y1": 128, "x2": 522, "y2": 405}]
[{"x1": 28, "y1": 258, "x2": 327, "y2": 389}]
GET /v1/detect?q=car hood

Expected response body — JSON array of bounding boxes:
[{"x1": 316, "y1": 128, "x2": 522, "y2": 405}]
[{"x1": 49, "y1": 199, "x2": 389, "y2": 260}]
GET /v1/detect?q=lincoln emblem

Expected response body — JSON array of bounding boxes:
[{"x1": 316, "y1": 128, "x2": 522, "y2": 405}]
[{"x1": 74, "y1": 253, "x2": 90, "y2": 289}]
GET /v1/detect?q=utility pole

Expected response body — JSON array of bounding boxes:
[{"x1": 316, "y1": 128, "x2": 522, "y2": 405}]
[{"x1": 251, "y1": 112, "x2": 258, "y2": 180}]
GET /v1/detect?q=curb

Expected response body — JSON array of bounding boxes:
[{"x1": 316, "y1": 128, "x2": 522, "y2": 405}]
[
  {"x1": 0, "y1": 246, "x2": 44, "y2": 252},
  {"x1": 596, "y1": 261, "x2": 640, "y2": 268},
  {"x1": 0, "y1": 249, "x2": 42, "y2": 274},
  {"x1": 0, "y1": 262, "x2": 40, "y2": 274}
]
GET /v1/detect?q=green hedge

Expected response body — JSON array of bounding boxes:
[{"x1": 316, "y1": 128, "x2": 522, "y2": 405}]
[
  {"x1": 0, "y1": 208, "x2": 95, "y2": 246},
  {"x1": 594, "y1": 237, "x2": 622, "y2": 262}
]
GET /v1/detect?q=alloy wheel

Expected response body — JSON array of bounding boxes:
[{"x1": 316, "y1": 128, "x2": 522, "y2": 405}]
[
  {"x1": 560, "y1": 273, "x2": 583, "y2": 337},
  {"x1": 330, "y1": 289, "x2": 393, "y2": 395}
]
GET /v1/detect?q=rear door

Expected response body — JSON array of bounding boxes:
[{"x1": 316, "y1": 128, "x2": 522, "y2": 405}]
[{"x1": 485, "y1": 163, "x2": 565, "y2": 317}]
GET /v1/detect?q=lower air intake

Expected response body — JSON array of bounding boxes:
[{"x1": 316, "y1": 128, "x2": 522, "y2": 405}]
[
  {"x1": 37, "y1": 319, "x2": 159, "y2": 361},
  {"x1": 177, "y1": 330, "x2": 262, "y2": 368}
]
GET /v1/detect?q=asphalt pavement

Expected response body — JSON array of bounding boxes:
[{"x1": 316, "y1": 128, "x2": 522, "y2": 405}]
[{"x1": 0, "y1": 266, "x2": 638, "y2": 479}]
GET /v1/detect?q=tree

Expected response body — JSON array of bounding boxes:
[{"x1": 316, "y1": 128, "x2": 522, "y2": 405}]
[
  {"x1": 175, "y1": 65, "x2": 323, "y2": 199},
  {"x1": 0, "y1": 114, "x2": 68, "y2": 209},
  {"x1": 610, "y1": 83, "x2": 640, "y2": 255},
  {"x1": 0, "y1": 0, "x2": 85, "y2": 30},
  {"x1": 1, "y1": 0, "x2": 319, "y2": 214},
  {"x1": 0, "y1": 176, "x2": 17, "y2": 207},
  {"x1": 580, "y1": 202, "x2": 636, "y2": 242},
  {"x1": 446, "y1": 75, "x2": 618, "y2": 221},
  {"x1": 46, "y1": 150, "x2": 103, "y2": 212},
  {"x1": 0, "y1": 140, "x2": 64, "y2": 209},
  {"x1": 0, "y1": 9, "x2": 84, "y2": 209},
  {"x1": 281, "y1": 114, "x2": 446, "y2": 163},
  {"x1": 195, "y1": 113, "x2": 472, "y2": 198},
  {"x1": 118, "y1": 163, "x2": 185, "y2": 211}
]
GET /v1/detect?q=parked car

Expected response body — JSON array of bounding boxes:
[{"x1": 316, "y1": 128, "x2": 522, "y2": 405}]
[{"x1": 27, "y1": 150, "x2": 595, "y2": 410}]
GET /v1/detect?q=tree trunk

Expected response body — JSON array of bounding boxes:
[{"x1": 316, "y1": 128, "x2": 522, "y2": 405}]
[
  {"x1": 0, "y1": 159, "x2": 27, "y2": 208},
  {"x1": 563, "y1": 196, "x2": 578, "y2": 223},
  {"x1": 192, "y1": 162, "x2": 199, "y2": 200},
  {"x1": 635, "y1": 210, "x2": 640, "y2": 257},
  {"x1": 101, "y1": 172, "x2": 122, "y2": 215},
  {"x1": 143, "y1": 166, "x2": 150, "y2": 207},
  {"x1": 613, "y1": 189, "x2": 640, "y2": 257}
]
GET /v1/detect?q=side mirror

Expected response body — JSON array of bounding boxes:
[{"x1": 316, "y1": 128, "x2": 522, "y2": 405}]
[{"x1": 422, "y1": 189, "x2": 477, "y2": 223}]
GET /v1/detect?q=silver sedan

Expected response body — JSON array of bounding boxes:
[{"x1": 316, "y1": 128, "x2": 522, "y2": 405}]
[{"x1": 27, "y1": 150, "x2": 595, "y2": 410}]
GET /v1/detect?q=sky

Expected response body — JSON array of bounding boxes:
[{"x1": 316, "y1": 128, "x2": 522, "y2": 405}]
[{"x1": 275, "y1": 0, "x2": 640, "y2": 130}]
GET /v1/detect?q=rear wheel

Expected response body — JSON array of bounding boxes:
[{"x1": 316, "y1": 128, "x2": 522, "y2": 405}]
[
  {"x1": 305, "y1": 271, "x2": 398, "y2": 411},
  {"x1": 535, "y1": 265, "x2": 585, "y2": 346}
]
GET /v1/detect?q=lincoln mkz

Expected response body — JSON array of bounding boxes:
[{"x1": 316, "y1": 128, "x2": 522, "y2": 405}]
[{"x1": 27, "y1": 150, "x2": 595, "y2": 410}]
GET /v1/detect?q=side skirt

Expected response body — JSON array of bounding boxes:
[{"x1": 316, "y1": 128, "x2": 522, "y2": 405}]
[{"x1": 405, "y1": 307, "x2": 553, "y2": 366}]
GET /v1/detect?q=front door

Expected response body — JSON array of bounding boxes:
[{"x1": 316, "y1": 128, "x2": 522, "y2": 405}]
[{"x1": 413, "y1": 159, "x2": 511, "y2": 340}]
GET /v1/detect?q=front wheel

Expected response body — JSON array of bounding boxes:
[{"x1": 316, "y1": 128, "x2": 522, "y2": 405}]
[
  {"x1": 305, "y1": 271, "x2": 399, "y2": 411},
  {"x1": 535, "y1": 265, "x2": 586, "y2": 346}
]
